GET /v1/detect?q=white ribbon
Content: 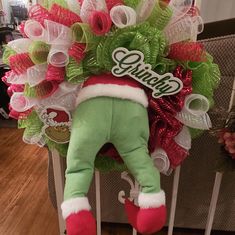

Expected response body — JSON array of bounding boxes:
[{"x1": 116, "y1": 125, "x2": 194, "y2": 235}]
[
  {"x1": 10, "y1": 92, "x2": 38, "y2": 112},
  {"x1": 174, "y1": 126, "x2": 191, "y2": 150},
  {"x1": 8, "y1": 38, "x2": 33, "y2": 53},
  {"x1": 80, "y1": 0, "x2": 108, "y2": 23},
  {"x1": 6, "y1": 64, "x2": 47, "y2": 86},
  {"x1": 168, "y1": 0, "x2": 193, "y2": 24},
  {"x1": 24, "y1": 20, "x2": 48, "y2": 42},
  {"x1": 110, "y1": 5, "x2": 137, "y2": 28},
  {"x1": 47, "y1": 45, "x2": 70, "y2": 67},
  {"x1": 151, "y1": 148, "x2": 171, "y2": 174},
  {"x1": 67, "y1": 0, "x2": 81, "y2": 14},
  {"x1": 176, "y1": 111, "x2": 212, "y2": 130},
  {"x1": 164, "y1": 16, "x2": 193, "y2": 44},
  {"x1": 136, "y1": 0, "x2": 156, "y2": 23},
  {"x1": 23, "y1": 134, "x2": 45, "y2": 147},
  {"x1": 44, "y1": 20, "x2": 73, "y2": 46},
  {"x1": 39, "y1": 82, "x2": 81, "y2": 111},
  {"x1": 176, "y1": 94, "x2": 212, "y2": 130},
  {"x1": 27, "y1": 64, "x2": 48, "y2": 87},
  {"x1": 6, "y1": 72, "x2": 27, "y2": 85},
  {"x1": 192, "y1": 15, "x2": 204, "y2": 35},
  {"x1": 184, "y1": 94, "x2": 210, "y2": 116}
]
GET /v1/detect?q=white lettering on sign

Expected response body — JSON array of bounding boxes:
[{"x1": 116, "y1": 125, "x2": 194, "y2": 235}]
[{"x1": 112, "y1": 47, "x2": 183, "y2": 98}]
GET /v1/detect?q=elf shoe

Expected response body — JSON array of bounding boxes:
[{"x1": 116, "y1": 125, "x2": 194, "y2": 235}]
[
  {"x1": 125, "y1": 190, "x2": 166, "y2": 235},
  {"x1": 61, "y1": 197, "x2": 97, "y2": 235}
]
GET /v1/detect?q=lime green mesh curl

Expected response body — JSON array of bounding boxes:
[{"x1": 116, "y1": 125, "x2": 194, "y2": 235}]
[
  {"x1": 43, "y1": 0, "x2": 68, "y2": 9},
  {"x1": 2, "y1": 46, "x2": 17, "y2": 65}
]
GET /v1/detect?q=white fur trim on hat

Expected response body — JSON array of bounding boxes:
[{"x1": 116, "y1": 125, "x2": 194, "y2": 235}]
[
  {"x1": 138, "y1": 190, "x2": 166, "y2": 209},
  {"x1": 76, "y1": 84, "x2": 149, "y2": 108},
  {"x1": 61, "y1": 197, "x2": 91, "y2": 219}
]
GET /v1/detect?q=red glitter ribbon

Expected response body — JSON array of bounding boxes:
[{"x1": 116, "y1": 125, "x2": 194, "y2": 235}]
[
  {"x1": 9, "y1": 53, "x2": 35, "y2": 75},
  {"x1": 188, "y1": 6, "x2": 200, "y2": 17},
  {"x1": 89, "y1": 11, "x2": 112, "y2": 35},
  {"x1": 46, "y1": 64, "x2": 65, "y2": 82},
  {"x1": 105, "y1": 0, "x2": 124, "y2": 11},
  {"x1": 168, "y1": 42, "x2": 207, "y2": 62},
  {"x1": 49, "y1": 4, "x2": 82, "y2": 28},
  {"x1": 68, "y1": 43, "x2": 86, "y2": 64},
  {"x1": 7, "y1": 84, "x2": 25, "y2": 97},
  {"x1": 148, "y1": 66, "x2": 193, "y2": 168},
  {"x1": 18, "y1": 21, "x2": 28, "y2": 38},
  {"x1": 2, "y1": 71, "x2": 12, "y2": 86},
  {"x1": 29, "y1": 4, "x2": 51, "y2": 26},
  {"x1": 9, "y1": 105, "x2": 32, "y2": 120}
]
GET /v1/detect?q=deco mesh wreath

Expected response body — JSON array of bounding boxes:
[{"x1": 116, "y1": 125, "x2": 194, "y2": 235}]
[{"x1": 2, "y1": 0, "x2": 220, "y2": 234}]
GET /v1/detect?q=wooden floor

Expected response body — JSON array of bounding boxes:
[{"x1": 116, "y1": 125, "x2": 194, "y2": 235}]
[
  {"x1": 0, "y1": 127, "x2": 234, "y2": 235},
  {"x1": 0, "y1": 128, "x2": 59, "y2": 235}
]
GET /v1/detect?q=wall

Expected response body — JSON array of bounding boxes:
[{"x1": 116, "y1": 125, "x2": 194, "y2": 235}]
[{"x1": 201, "y1": 0, "x2": 235, "y2": 23}]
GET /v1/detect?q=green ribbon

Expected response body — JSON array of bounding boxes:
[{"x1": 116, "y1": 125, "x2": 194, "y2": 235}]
[
  {"x1": 95, "y1": 155, "x2": 127, "y2": 172},
  {"x1": 96, "y1": 23, "x2": 167, "y2": 71},
  {"x1": 2, "y1": 46, "x2": 17, "y2": 65},
  {"x1": 24, "y1": 83, "x2": 37, "y2": 98},
  {"x1": 83, "y1": 50, "x2": 104, "y2": 75},
  {"x1": 154, "y1": 57, "x2": 177, "y2": 74},
  {"x1": 24, "y1": 82, "x2": 49, "y2": 98},
  {"x1": 18, "y1": 111, "x2": 44, "y2": 141},
  {"x1": 43, "y1": 0, "x2": 68, "y2": 9},
  {"x1": 123, "y1": 0, "x2": 140, "y2": 8},
  {"x1": 45, "y1": 137, "x2": 69, "y2": 157},
  {"x1": 29, "y1": 41, "x2": 50, "y2": 64},
  {"x1": 147, "y1": 1, "x2": 173, "y2": 30},
  {"x1": 66, "y1": 58, "x2": 90, "y2": 84},
  {"x1": 189, "y1": 128, "x2": 204, "y2": 139},
  {"x1": 71, "y1": 23, "x2": 101, "y2": 51},
  {"x1": 183, "y1": 53, "x2": 221, "y2": 107}
]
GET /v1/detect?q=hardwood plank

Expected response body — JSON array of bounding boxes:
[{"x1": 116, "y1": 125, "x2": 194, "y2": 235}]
[{"x1": 0, "y1": 128, "x2": 59, "y2": 235}]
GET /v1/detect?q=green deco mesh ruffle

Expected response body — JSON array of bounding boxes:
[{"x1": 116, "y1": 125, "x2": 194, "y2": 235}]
[
  {"x1": 97, "y1": 22, "x2": 167, "y2": 71},
  {"x1": 2, "y1": 46, "x2": 17, "y2": 65},
  {"x1": 147, "y1": 1, "x2": 173, "y2": 29},
  {"x1": 43, "y1": 0, "x2": 68, "y2": 9},
  {"x1": 187, "y1": 53, "x2": 220, "y2": 107},
  {"x1": 184, "y1": 53, "x2": 221, "y2": 138},
  {"x1": 95, "y1": 156, "x2": 127, "y2": 172},
  {"x1": 123, "y1": 0, "x2": 140, "y2": 8},
  {"x1": 45, "y1": 138, "x2": 69, "y2": 157},
  {"x1": 29, "y1": 41, "x2": 50, "y2": 64},
  {"x1": 18, "y1": 111, "x2": 44, "y2": 140}
]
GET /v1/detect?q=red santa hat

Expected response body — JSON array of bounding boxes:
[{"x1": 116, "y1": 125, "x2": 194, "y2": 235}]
[{"x1": 46, "y1": 108, "x2": 70, "y2": 124}]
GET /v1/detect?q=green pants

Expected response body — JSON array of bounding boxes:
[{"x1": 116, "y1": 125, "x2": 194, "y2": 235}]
[{"x1": 64, "y1": 97, "x2": 160, "y2": 200}]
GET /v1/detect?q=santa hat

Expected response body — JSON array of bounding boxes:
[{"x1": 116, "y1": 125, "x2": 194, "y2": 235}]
[
  {"x1": 76, "y1": 73, "x2": 149, "y2": 108},
  {"x1": 46, "y1": 108, "x2": 70, "y2": 125}
]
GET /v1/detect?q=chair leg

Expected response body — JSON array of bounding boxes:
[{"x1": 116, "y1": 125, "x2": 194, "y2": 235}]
[
  {"x1": 205, "y1": 172, "x2": 223, "y2": 235},
  {"x1": 168, "y1": 166, "x2": 181, "y2": 235},
  {"x1": 95, "y1": 170, "x2": 102, "y2": 235},
  {"x1": 51, "y1": 150, "x2": 66, "y2": 235}
]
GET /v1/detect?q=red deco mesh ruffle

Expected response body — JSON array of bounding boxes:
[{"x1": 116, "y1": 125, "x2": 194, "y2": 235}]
[
  {"x1": 148, "y1": 66, "x2": 193, "y2": 168},
  {"x1": 29, "y1": 4, "x2": 52, "y2": 26},
  {"x1": 9, "y1": 53, "x2": 35, "y2": 75},
  {"x1": 49, "y1": 4, "x2": 82, "y2": 28},
  {"x1": 68, "y1": 43, "x2": 86, "y2": 64},
  {"x1": 168, "y1": 42, "x2": 207, "y2": 62},
  {"x1": 46, "y1": 64, "x2": 65, "y2": 82}
]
